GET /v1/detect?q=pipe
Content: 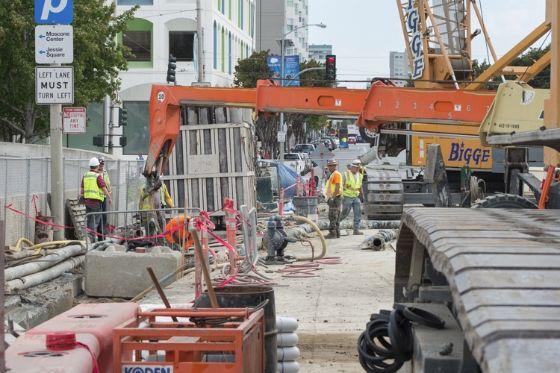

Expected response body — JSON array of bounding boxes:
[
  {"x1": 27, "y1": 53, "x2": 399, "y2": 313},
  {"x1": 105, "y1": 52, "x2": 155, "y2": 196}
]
[
  {"x1": 277, "y1": 346, "x2": 300, "y2": 361},
  {"x1": 277, "y1": 361, "x2": 300, "y2": 373},
  {"x1": 283, "y1": 215, "x2": 327, "y2": 262},
  {"x1": 5, "y1": 256, "x2": 85, "y2": 293},
  {"x1": 5, "y1": 245, "x2": 85, "y2": 281},
  {"x1": 277, "y1": 332, "x2": 299, "y2": 347},
  {"x1": 360, "y1": 230, "x2": 398, "y2": 251},
  {"x1": 277, "y1": 316, "x2": 298, "y2": 333}
]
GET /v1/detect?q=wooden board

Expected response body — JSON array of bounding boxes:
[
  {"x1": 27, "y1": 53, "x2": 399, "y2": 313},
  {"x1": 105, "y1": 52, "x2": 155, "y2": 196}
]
[{"x1": 397, "y1": 207, "x2": 560, "y2": 372}]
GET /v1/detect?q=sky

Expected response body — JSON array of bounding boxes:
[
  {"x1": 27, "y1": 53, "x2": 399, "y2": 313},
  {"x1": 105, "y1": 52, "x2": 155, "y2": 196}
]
[{"x1": 308, "y1": 0, "x2": 547, "y2": 88}]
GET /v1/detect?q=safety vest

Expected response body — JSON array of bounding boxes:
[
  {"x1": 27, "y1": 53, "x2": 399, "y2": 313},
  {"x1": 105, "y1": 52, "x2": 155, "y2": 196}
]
[
  {"x1": 83, "y1": 171, "x2": 103, "y2": 201},
  {"x1": 325, "y1": 170, "x2": 343, "y2": 197},
  {"x1": 343, "y1": 170, "x2": 363, "y2": 198},
  {"x1": 139, "y1": 186, "x2": 153, "y2": 211},
  {"x1": 139, "y1": 186, "x2": 168, "y2": 210},
  {"x1": 102, "y1": 170, "x2": 110, "y2": 189},
  {"x1": 160, "y1": 184, "x2": 170, "y2": 208}
]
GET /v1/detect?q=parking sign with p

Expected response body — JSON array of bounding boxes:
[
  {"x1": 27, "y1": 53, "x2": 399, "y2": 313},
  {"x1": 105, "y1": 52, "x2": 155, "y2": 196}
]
[{"x1": 34, "y1": 0, "x2": 73, "y2": 24}]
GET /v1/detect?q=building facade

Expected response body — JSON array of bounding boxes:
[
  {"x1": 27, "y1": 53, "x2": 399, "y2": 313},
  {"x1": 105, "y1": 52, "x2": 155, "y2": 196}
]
[
  {"x1": 389, "y1": 51, "x2": 410, "y2": 87},
  {"x1": 256, "y1": 0, "x2": 309, "y2": 60},
  {"x1": 70, "y1": 0, "x2": 257, "y2": 156},
  {"x1": 308, "y1": 44, "x2": 332, "y2": 62}
]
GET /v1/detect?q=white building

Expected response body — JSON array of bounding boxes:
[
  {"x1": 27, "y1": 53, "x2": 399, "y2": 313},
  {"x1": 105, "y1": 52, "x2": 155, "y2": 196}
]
[
  {"x1": 256, "y1": 0, "x2": 309, "y2": 60},
  {"x1": 108, "y1": 0, "x2": 256, "y2": 155},
  {"x1": 389, "y1": 51, "x2": 410, "y2": 87},
  {"x1": 308, "y1": 44, "x2": 332, "y2": 62}
]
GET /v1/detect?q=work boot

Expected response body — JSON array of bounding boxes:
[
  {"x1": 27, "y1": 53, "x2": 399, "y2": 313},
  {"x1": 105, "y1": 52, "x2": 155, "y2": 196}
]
[
  {"x1": 353, "y1": 229, "x2": 364, "y2": 235},
  {"x1": 325, "y1": 231, "x2": 337, "y2": 239}
]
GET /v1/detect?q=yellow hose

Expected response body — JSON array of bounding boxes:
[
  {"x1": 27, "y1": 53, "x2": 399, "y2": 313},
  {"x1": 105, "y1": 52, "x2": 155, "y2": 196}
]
[
  {"x1": 283, "y1": 215, "x2": 327, "y2": 261},
  {"x1": 12, "y1": 238, "x2": 85, "y2": 254}
]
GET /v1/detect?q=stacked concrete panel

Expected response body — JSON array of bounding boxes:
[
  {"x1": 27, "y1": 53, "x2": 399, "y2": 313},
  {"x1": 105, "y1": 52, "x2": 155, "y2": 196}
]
[{"x1": 165, "y1": 107, "x2": 256, "y2": 213}]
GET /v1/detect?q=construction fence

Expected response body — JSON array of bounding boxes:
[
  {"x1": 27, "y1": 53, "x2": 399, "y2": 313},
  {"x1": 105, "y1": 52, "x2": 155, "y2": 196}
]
[{"x1": 0, "y1": 157, "x2": 145, "y2": 245}]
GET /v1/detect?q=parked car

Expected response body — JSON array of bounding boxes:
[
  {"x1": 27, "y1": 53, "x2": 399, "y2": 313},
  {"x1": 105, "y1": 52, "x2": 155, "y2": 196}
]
[
  {"x1": 321, "y1": 138, "x2": 336, "y2": 151},
  {"x1": 284, "y1": 153, "x2": 308, "y2": 173},
  {"x1": 292, "y1": 144, "x2": 316, "y2": 154}
]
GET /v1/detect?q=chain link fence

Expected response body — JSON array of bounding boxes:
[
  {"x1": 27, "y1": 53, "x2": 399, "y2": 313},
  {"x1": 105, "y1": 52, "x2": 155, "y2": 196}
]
[{"x1": 0, "y1": 157, "x2": 146, "y2": 245}]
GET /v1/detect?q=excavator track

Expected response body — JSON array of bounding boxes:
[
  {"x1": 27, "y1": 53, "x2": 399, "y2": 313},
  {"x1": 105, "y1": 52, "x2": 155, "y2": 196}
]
[
  {"x1": 395, "y1": 207, "x2": 560, "y2": 372},
  {"x1": 363, "y1": 168, "x2": 404, "y2": 220}
]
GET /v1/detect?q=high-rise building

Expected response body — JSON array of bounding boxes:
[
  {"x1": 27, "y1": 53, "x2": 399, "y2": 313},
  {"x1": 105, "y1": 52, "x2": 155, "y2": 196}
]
[
  {"x1": 108, "y1": 0, "x2": 256, "y2": 155},
  {"x1": 308, "y1": 44, "x2": 333, "y2": 62},
  {"x1": 389, "y1": 51, "x2": 410, "y2": 87},
  {"x1": 256, "y1": 0, "x2": 309, "y2": 60}
]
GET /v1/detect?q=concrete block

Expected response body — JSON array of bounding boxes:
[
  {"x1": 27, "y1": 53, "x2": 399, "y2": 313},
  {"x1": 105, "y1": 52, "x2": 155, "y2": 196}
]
[{"x1": 85, "y1": 248, "x2": 183, "y2": 299}]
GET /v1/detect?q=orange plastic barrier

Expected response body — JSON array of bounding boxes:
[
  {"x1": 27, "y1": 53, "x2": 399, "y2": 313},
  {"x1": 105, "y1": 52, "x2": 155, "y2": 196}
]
[
  {"x1": 9, "y1": 303, "x2": 138, "y2": 373},
  {"x1": 6, "y1": 333, "x2": 100, "y2": 372}
]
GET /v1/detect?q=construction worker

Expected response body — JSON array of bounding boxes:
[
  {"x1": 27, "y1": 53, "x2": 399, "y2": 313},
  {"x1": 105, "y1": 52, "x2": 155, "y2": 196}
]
[
  {"x1": 97, "y1": 157, "x2": 111, "y2": 236},
  {"x1": 139, "y1": 177, "x2": 174, "y2": 234},
  {"x1": 324, "y1": 159, "x2": 343, "y2": 239},
  {"x1": 340, "y1": 159, "x2": 364, "y2": 235},
  {"x1": 80, "y1": 157, "x2": 111, "y2": 242},
  {"x1": 164, "y1": 214, "x2": 193, "y2": 250}
]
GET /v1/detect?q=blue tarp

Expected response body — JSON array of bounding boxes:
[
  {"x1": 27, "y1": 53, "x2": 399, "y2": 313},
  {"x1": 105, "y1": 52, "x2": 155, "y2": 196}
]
[{"x1": 276, "y1": 162, "x2": 299, "y2": 197}]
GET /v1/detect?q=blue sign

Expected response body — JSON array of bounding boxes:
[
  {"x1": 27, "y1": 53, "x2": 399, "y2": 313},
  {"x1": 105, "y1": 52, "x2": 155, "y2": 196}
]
[
  {"x1": 267, "y1": 55, "x2": 300, "y2": 87},
  {"x1": 35, "y1": 0, "x2": 73, "y2": 24}
]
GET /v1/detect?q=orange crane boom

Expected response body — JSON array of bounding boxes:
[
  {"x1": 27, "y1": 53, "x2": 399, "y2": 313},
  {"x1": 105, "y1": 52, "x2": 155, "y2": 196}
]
[{"x1": 146, "y1": 79, "x2": 495, "y2": 176}]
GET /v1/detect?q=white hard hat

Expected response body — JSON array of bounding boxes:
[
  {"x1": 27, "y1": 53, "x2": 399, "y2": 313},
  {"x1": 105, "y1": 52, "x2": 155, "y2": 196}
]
[
  {"x1": 352, "y1": 159, "x2": 362, "y2": 166},
  {"x1": 89, "y1": 157, "x2": 100, "y2": 167}
]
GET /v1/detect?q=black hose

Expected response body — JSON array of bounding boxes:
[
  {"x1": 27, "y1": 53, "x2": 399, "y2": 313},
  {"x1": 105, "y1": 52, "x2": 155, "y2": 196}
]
[{"x1": 357, "y1": 305, "x2": 445, "y2": 373}]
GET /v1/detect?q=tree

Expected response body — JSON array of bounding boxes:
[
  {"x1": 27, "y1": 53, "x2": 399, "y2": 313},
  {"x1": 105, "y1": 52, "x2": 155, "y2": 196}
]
[
  {"x1": 233, "y1": 50, "x2": 271, "y2": 88},
  {"x1": 234, "y1": 52, "x2": 332, "y2": 156},
  {"x1": 286, "y1": 59, "x2": 329, "y2": 144},
  {"x1": 472, "y1": 46, "x2": 550, "y2": 89},
  {"x1": 0, "y1": 0, "x2": 137, "y2": 142}
]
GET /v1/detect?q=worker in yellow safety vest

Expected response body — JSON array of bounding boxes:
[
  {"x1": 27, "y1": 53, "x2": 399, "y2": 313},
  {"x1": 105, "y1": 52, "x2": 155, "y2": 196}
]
[
  {"x1": 340, "y1": 159, "x2": 364, "y2": 235},
  {"x1": 324, "y1": 159, "x2": 343, "y2": 239},
  {"x1": 80, "y1": 157, "x2": 112, "y2": 242},
  {"x1": 139, "y1": 178, "x2": 175, "y2": 234}
]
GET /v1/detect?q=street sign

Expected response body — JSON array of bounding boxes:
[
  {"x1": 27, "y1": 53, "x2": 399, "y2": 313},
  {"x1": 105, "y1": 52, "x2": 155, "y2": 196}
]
[
  {"x1": 35, "y1": 25, "x2": 73, "y2": 64},
  {"x1": 35, "y1": 66, "x2": 74, "y2": 105},
  {"x1": 277, "y1": 131, "x2": 286, "y2": 143},
  {"x1": 35, "y1": 0, "x2": 73, "y2": 24},
  {"x1": 63, "y1": 107, "x2": 86, "y2": 133}
]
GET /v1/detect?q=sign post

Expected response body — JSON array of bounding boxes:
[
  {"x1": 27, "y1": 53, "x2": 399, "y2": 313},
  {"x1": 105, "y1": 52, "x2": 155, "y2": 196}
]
[{"x1": 35, "y1": 0, "x2": 74, "y2": 240}]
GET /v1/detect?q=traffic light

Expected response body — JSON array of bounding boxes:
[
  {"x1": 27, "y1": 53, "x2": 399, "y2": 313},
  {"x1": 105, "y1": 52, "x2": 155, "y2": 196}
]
[
  {"x1": 119, "y1": 107, "x2": 128, "y2": 127},
  {"x1": 325, "y1": 54, "x2": 336, "y2": 82},
  {"x1": 167, "y1": 54, "x2": 177, "y2": 84}
]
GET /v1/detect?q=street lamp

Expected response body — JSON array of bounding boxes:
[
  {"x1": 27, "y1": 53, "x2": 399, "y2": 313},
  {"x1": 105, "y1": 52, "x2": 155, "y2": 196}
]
[{"x1": 278, "y1": 23, "x2": 326, "y2": 162}]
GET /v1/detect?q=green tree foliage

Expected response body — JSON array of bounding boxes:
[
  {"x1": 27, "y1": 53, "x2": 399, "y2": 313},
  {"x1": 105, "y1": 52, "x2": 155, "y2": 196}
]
[
  {"x1": 233, "y1": 52, "x2": 330, "y2": 156},
  {"x1": 472, "y1": 46, "x2": 550, "y2": 89},
  {"x1": 0, "y1": 0, "x2": 136, "y2": 142},
  {"x1": 233, "y1": 50, "x2": 271, "y2": 88}
]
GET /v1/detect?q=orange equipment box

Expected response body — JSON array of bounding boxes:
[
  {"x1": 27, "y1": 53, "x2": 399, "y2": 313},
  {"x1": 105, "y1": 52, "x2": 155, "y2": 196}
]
[{"x1": 113, "y1": 307, "x2": 264, "y2": 373}]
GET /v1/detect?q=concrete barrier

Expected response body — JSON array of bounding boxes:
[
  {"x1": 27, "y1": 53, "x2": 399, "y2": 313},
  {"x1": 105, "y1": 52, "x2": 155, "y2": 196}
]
[{"x1": 85, "y1": 246, "x2": 183, "y2": 298}]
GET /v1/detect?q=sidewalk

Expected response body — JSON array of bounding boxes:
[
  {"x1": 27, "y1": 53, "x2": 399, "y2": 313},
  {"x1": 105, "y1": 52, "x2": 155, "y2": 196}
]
[{"x1": 140, "y1": 228, "x2": 397, "y2": 372}]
